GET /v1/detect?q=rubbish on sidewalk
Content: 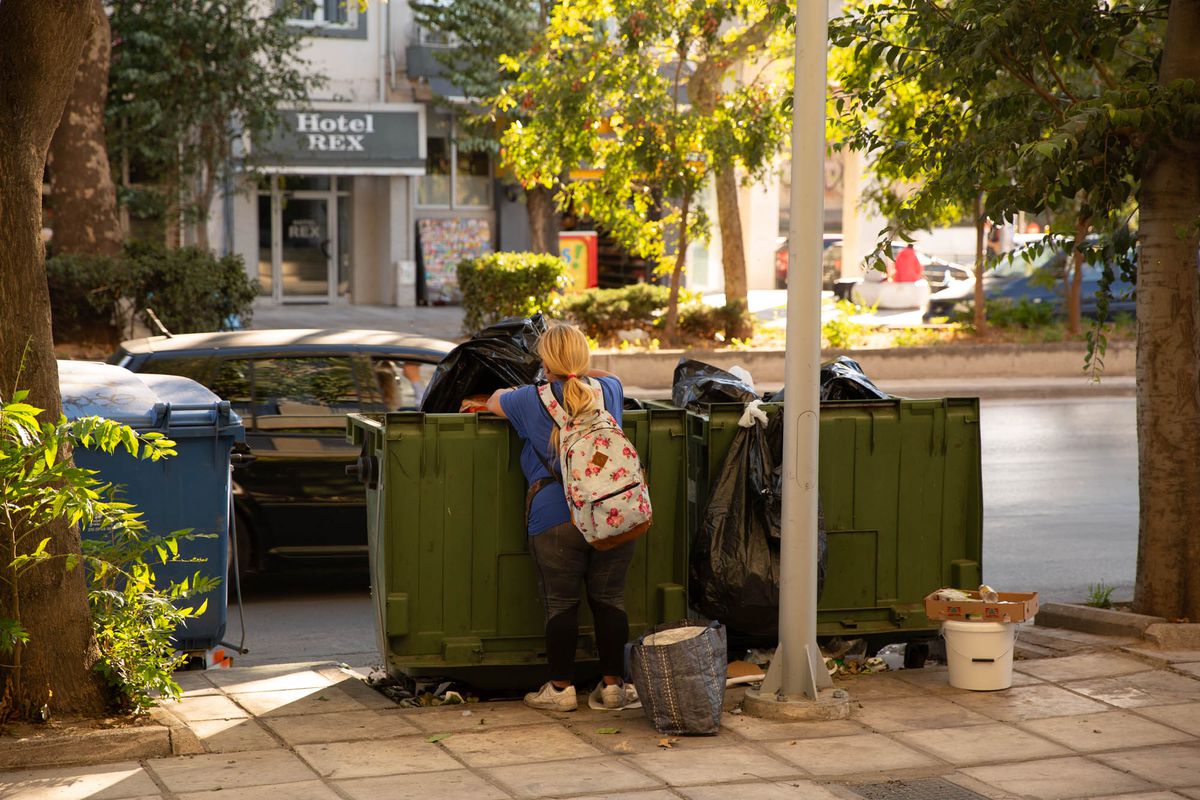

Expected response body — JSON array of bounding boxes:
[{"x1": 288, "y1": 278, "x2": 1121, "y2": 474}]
[
  {"x1": 421, "y1": 313, "x2": 548, "y2": 413},
  {"x1": 630, "y1": 620, "x2": 726, "y2": 735},
  {"x1": 979, "y1": 584, "x2": 1000, "y2": 603},
  {"x1": 942, "y1": 619, "x2": 1017, "y2": 690},
  {"x1": 876, "y1": 643, "x2": 907, "y2": 671},
  {"x1": 925, "y1": 588, "x2": 1040, "y2": 623},
  {"x1": 768, "y1": 355, "x2": 890, "y2": 402},
  {"x1": 671, "y1": 358, "x2": 759, "y2": 411},
  {"x1": 726, "y1": 660, "x2": 766, "y2": 686},
  {"x1": 823, "y1": 638, "x2": 867, "y2": 660}
]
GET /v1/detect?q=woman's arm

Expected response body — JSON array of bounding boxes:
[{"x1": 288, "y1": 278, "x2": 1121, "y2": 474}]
[
  {"x1": 588, "y1": 367, "x2": 618, "y2": 380},
  {"x1": 486, "y1": 388, "x2": 514, "y2": 417}
]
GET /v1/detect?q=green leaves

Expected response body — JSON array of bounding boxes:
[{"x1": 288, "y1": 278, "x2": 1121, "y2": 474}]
[
  {"x1": 498, "y1": 0, "x2": 791, "y2": 276},
  {"x1": 3, "y1": 392, "x2": 217, "y2": 712},
  {"x1": 457, "y1": 252, "x2": 570, "y2": 332}
]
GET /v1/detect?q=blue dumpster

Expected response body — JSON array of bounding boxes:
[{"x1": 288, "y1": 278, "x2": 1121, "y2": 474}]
[{"x1": 58, "y1": 361, "x2": 244, "y2": 655}]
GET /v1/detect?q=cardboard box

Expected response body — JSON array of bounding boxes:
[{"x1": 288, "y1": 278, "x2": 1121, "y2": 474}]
[{"x1": 925, "y1": 589, "x2": 1039, "y2": 623}]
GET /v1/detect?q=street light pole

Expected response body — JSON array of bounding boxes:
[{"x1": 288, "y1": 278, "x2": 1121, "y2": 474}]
[{"x1": 745, "y1": 0, "x2": 845, "y2": 718}]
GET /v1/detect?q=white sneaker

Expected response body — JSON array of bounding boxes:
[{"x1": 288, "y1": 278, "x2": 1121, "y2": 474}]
[
  {"x1": 589, "y1": 681, "x2": 642, "y2": 711},
  {"x1": 524, "y1": 681, "x2": 578, "y2": 711}
]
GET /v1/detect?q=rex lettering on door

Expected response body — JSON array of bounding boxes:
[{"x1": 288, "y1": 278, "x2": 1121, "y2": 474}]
[{"x1": 296, "y1": 113, "x2": 374, "y2": 153}]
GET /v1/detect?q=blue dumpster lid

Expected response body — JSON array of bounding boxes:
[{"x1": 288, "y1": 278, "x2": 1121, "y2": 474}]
[{"x1": 58, "y1": 361, "x2": 243, "y2": 436}]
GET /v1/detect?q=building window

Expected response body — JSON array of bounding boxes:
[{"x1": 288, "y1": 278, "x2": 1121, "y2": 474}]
[
  {"x1": 285, "y1": 0, "x2": 365, "y2": 39},
  {"x1": 417, "y1": 113, "x2": 492, "y2": 209}
]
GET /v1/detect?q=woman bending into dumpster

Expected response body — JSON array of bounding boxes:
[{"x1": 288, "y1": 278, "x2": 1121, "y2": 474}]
[{"x1": 486, "y1": 322, "x2": 638, "y2": 712}]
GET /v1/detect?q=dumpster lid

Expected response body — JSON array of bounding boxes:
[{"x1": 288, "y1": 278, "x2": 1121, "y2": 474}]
[{"x1": 58, "y1": 361, "x2": 242, "y2": 433}]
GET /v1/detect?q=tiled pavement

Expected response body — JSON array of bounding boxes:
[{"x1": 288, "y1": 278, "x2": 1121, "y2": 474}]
[{"x1": 3, "y1": 643, "x2": 1200, "y2": 799}]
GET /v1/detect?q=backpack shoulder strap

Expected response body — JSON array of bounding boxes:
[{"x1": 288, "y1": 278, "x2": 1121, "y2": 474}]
[{"x1": 536, "y1": 380, "x2": 572, "y2": 428}]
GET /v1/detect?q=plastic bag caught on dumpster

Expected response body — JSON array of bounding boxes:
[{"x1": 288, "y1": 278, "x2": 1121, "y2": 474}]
[
  {"x1": 420, "y1": 314, "x2": 548, "y2": 413},
  {"x1": 672, "y1": 358, "x2": 759, "y2": 411},
  {"x1": 690, "y1": 408, "x2": 826, "y2": 639}
]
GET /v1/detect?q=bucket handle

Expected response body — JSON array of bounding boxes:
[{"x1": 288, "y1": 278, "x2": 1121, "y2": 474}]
[{"x1": 941, "y1": 624, "x2": 1021, "y2": 663}]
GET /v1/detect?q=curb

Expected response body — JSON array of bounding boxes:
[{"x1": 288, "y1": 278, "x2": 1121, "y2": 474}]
[
  {"x1": 1036, "y1": 602, "x2": 1165, "y2": 638},
  {"x1": 595, "y1": 341, "x2": 1135, "y2": 391},
  {"x1": 148, "y1": 705, "x2": 206, "y2": 756},
  {"x1": 0, "y1": 723, "x2": 172, "y2": 772},
  {"x1": 1143, "y1": 622, "x2": 1200, "y2": 650}
]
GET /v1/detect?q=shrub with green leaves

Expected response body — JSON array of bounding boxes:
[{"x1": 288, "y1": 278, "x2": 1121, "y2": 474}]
[
  {"x1": 822, "y1": 300, "x2": 874, "y2": 349},
  {"x1": 124, "y1": 241, "x2": 259, "y2": 335},
  {"x1": 457, "y1": 252, "x2": 569, "y2": 333},
  {"x1": 561, "y1": 284, "x2": 673, "y2": 343},
  {"x1": 46, "y1": 243, "x2": 258, "y2": 346},
  {"x1": 45, "y1": 254, "x2": 137, "y2": 348},
  {"x1": 1, "y1": 393, "x2": 217, "y2": 712}
]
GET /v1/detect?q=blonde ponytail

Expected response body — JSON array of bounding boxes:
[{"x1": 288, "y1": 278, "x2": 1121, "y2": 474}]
[{"x1": 538, "y1": 323, "x2": 595, "y2": 450}]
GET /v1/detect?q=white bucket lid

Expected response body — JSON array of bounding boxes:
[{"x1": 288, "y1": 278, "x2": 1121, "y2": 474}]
[{"x1": 942, "y1": 619, "x2": 1012, "y2": 633}]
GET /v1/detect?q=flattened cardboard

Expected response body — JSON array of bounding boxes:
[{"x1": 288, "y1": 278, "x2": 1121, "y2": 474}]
[{"x1": 925, "y1": 589, "x2": 1039, "y2": 623}]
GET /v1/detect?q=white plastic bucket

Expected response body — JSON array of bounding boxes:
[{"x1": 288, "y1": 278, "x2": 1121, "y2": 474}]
[{"x1": 942, "y1": 620, "x2": 1016, "y2": 691}]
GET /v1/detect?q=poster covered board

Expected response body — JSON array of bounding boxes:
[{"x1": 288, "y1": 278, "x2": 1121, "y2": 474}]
[{"x1": 417, "y1": 218, "x2": 493, "y2": 304}]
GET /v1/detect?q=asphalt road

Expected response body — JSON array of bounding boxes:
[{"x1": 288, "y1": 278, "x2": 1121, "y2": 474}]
[
  {"x1": 981, "y1": 396, "x2": 1138, "y2": 605},
  {"x1": 225, "y1": 396, "x2": 1139, "y2": 668}
]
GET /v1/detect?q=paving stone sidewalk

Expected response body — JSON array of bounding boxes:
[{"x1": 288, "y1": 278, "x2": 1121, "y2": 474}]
[{"x1": 4, "y1": 635, "x2": 1200, "y2": 800}]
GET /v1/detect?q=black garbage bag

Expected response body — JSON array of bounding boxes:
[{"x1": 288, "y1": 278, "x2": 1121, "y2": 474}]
[
  {"x1": 420, "y1": 314, "x2": 548, "y2": 413},
  {"x1": 671, "y1": 358, "x2": 759, "y2": 411},
  {"x1": 690, "y1": 410, "x2": 826, "y2": 639},
  {"x1": 690, "y1": 421, "x2": 778, "y2": 637},
  {"x1": 766, "y1": 355, "x2": 889, "y2": 403}
]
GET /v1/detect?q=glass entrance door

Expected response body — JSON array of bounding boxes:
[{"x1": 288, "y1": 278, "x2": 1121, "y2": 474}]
[
  {"x1": 280, "y1": 197, "x2": 331, "y2": 300},
  {"x1": 258, "y1": 176, "x2": 347, "y2": 304}
]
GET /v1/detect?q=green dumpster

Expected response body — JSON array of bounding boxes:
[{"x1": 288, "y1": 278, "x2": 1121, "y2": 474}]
[
  {"x1": 683, "y1": 398, "x2": 983, "y2": 638},
  {"x1": 347, "y1": 408, "x2": 688, "y2": 685}
]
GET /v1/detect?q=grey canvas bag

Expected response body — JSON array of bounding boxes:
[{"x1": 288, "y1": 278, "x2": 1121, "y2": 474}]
[{"x1": 628, "y1": 619, "x2": 726, "y2": 735}]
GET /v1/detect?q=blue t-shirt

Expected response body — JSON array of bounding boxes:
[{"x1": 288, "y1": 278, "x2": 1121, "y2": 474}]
[{"x1": 500, "y1": 376, "x2": 624, "y2": 535}]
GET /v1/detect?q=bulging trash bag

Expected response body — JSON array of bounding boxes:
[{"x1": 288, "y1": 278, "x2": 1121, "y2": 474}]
[
  {"x1": 671, "y1": 358, "x2": 759, "y2": 411},
  {"x1": 766, "y1": 355, "x2": 889, "y2": 403},
  {"x1": 820, "y1": 356, "x2": 889, "y2": 401},
  {"x1": 690, "y1": 407, "x2": 826, "y2": 639},
  {"x1": 629, "y1": 620, "x2": 727, "y2": 735},
  {"x1": 420, "y1": 314, "x2": 548, "y2": 413}
]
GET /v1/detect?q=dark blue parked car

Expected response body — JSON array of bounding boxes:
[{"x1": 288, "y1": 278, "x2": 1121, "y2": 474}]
[{"x1": 936, "y1": 245, "x2": 1136, "y2": 319}]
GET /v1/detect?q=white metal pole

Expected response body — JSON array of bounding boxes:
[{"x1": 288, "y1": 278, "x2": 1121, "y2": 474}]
[{"x1": 770, "y1": 0, "x2": 833, "y2": 700}]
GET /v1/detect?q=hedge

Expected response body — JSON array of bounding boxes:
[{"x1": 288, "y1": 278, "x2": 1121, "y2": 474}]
[
  {"x1": 47, "y1": 243, "x2": 258, "y2": 346},
  {"x1": 457, "y1": 252, "x2": 569, "y2": 332}
]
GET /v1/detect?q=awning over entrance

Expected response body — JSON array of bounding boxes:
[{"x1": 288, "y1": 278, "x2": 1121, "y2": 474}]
[{"x1": 253, "y1": 103, "x2": 426, "y2": 175}]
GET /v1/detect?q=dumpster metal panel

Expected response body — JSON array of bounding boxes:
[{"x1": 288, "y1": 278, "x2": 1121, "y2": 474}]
[
  {"x1": 350, "y1": 408, "x2": 688, "y2": 682},
  {"x1": 59, "y1": 361, "x2": 241, "y2": 654},
  {"x1": 685, "y1": 398, "x2": 983, "y2": 638}
]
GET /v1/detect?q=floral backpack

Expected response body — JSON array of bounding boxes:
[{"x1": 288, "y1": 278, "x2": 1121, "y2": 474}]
[{"x1": 535, "y1": 380, "x2": 652, "y2": 549}]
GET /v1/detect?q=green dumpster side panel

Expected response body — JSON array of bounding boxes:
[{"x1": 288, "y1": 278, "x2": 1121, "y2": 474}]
[
  {"x1": 352, "y1": 409, "x2": 688, "y2": 677},
  {"x1": 685, "y1": 398, "x2": 983, "y2": 638}
]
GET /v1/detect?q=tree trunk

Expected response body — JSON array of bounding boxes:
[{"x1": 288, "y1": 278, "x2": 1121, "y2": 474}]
[
  {"x1": 526, "y1": 185, "x2": 560, "y2": 255},
  {"x1": 715, "y1": 166, "x2": 752, "y2": 340},
  {"x1": 47, "y1": 0, "x2": 122, "y2": 258},
  {"x1": 661, "y1": 192, "x2": 691, "y2": 344},
  {"x1": 1066, "y1": 216, "x2": 1088, "y2": 337},
  {"x1": 1133, "y1": 0, "x2": 1200, "y2": 622},
  {"x1": 973, "y1": 195, "x2": 987, "y2": 334},
  {"x1": 0, "y1": 0, "x2": 111, "y2": 719}
]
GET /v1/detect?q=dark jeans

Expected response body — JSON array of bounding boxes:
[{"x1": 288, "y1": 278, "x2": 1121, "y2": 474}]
[{"x1": 529, "y1": 522, "x2": 636, "y2": 682}]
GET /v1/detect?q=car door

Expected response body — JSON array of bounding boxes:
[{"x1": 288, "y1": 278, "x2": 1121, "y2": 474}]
[{"x1": 213, "y1": 355, "x2": 367, "y2": 565}]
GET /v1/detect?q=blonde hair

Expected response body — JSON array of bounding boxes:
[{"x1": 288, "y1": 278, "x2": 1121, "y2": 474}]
[{"x1": 538, "y1": 322, "x2": 594, "y2": 450}]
